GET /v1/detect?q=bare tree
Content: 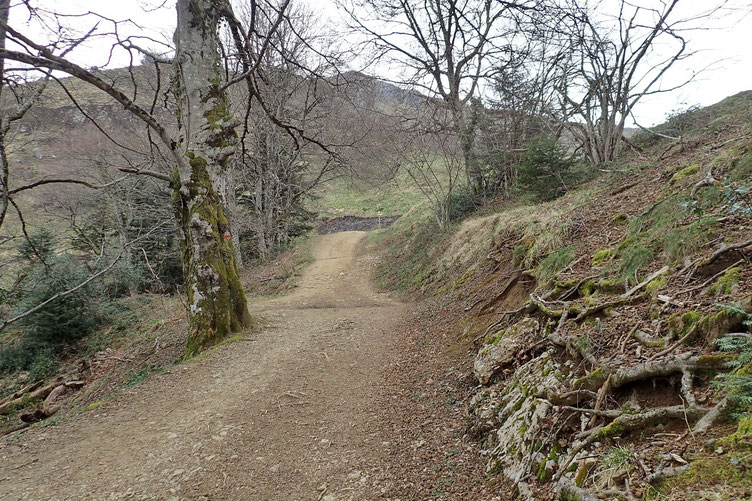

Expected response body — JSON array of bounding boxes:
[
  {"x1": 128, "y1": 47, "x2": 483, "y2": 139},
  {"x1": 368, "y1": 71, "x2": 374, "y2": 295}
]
[
  {"x1": 339, "y1": 0, "x2": 540, "y2": 193},
  {"x1": 391, "y1": 109, "x2": 464, "y2": 230},
  {"x1": 232, "y1": 2, "x2": 340, "y2": 262},
  {"x1": 0, "y1": 0, "x2": 298, "y2": 355},
  {"x1": 552, "y1": 0, "x2": 728, "y2": 165}
]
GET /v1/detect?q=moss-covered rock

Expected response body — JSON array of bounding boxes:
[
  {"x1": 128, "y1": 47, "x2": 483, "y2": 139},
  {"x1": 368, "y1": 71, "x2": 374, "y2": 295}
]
[
  {"x1": 475, "y1": 317, "x2": 539, "y2": 385},
  {"x1": 469, "y1": 352, "x2": 563, "y2": 484},
  {"x1": 591, "y1": 248, "x2": 615, "y2": 267},
  {"x1": 708, "y1": 267, "x2": 741, "y2": 296},
  {"x1": 670, "y1": 164, "x2": 701, "y2": 184}
]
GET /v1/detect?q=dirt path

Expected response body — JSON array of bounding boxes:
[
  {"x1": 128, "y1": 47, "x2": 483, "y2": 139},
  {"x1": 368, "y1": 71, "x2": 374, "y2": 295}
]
[{"x1": 0, "y1": 231, "x2": 409, "y2": 500}]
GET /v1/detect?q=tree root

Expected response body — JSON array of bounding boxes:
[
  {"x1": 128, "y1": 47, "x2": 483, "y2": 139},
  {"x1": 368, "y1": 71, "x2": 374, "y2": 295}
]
[
  {"x1": 646, "y1": 464, "x2": 691, "y2": 484},
  {"x1": 574, "y1": 355, "x2": 731, "y2": 392},
  {"x1": 633, "y1": 329, "x2": 666, "y2": 348},
  {"x1": 703, "y1": 236, "x2": 752, "y2": 267},
  {"x1": 556, "y1": 477, "x2": 600, "y2": 501},
  {"x1": 556, "y1": 405, "x2": 706, "y2": 481},
  {"x1": 692, "y1": 397, "x2": 728, "y2": 435}
]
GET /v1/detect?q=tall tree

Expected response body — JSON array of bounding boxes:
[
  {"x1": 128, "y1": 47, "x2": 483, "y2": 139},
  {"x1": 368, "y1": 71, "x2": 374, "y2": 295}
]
[
  {"x1": 339, "y1": 0, "x2": 540, "y2": 193},
  {"x1": 0, "y1": 0, "x2": 293, "y2": 355}
]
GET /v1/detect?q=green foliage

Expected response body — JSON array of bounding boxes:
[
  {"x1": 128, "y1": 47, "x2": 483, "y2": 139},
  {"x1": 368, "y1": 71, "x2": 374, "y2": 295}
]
[
  {"x1": 600, "y1": 446, "x2": 633, "y2": 470},
  {"x1": 18, "y1": 228, "x2": 56, "y2": 262},
  {"x1": 723, "y1": 178, "x2": 752, "y2": 219},
  {"x1": 535, "y1": 247, "x2": 576, "y2": 284},
  {"x1": 618, "y1": 243, "x2": 654, "y2": 284},
  {"x1": 100, "y1": 259, "x2": 147, "y2": 298},
  {"x1": 517, "y1": 138, "x2": 580, "y2": 201},
  {"x1": 714, "y1": 303, "x2": 752, "y2": 416},
  {"x1": 448, "y1": 185, "x2": 482, "y2": 222},
  {"x1": 662, "y1": 217, "x2": 717, "y2": 264},
  {"x1": 122, "y1": 364, "x2": 155, "y2": 388},
  {"x1": 0, "y1": 340, "x2": 58, "y2": 381},
  {"x1": 17, "y1": 256, "x2": 106, "y2": 345}
]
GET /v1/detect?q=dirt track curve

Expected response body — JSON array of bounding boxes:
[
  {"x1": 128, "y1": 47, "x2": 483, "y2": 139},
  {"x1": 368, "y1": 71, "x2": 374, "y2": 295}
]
[{"x1": 0, "y1": 231, "x2": 410, "y2": 500}]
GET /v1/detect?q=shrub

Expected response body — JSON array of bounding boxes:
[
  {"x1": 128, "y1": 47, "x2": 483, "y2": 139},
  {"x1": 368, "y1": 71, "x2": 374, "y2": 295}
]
[
  {"x1": 448, "y1": 185, "x2": 482, "y2": 222},
  {"x1": 17, "y1": 255, "x2": 107, "y2": 345},
  {"x1": 714, "y1": 303, "x2": 752, "y2": 416},
  {"x1": 518, "y1": 138, "x2": 579, "y2": 201},
  {"x1": 18, "y1": 228, "x2": 56, "y2": 262},
  {"x1": 101, "y1": 259, "x2": 147, "y2": 298},
  {"x1": 535, "y1": 247, "x2": 576, "y2": 284}
]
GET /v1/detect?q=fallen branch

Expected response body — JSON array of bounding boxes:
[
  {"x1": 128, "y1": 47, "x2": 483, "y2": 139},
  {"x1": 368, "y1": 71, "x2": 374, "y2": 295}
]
[
  {"x1": 691, "y1": 171, "x2": 716, "y2": 197},
  {"x1": 0, "y1": 378, "x2": 83, "y2": 415},
  {"x1": 624, "y1": 266, "x2": 669, "y2": 298}
]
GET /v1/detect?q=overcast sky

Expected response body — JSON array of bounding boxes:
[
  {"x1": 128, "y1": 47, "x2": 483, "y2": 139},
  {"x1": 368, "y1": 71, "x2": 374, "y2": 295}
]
[{"x1": 11, "y1": 0, "x2": 752, "y2": 127}]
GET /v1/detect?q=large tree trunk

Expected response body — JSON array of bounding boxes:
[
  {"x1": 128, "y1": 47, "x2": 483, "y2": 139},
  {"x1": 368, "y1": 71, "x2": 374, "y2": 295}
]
[{"x1": 173, "y1": 0, "x2": 251, "y2": 357}]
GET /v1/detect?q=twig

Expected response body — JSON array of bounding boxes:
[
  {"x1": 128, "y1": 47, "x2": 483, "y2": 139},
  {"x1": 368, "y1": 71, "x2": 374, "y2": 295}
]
[{"x1": 647, "y1": 322, "x2": 698, "y2": 361}]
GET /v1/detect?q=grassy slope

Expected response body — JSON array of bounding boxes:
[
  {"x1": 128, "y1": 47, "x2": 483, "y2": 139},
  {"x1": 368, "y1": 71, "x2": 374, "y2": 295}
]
[{"x1": 369, "y1": 91, "x2": 752, "y2": 499}]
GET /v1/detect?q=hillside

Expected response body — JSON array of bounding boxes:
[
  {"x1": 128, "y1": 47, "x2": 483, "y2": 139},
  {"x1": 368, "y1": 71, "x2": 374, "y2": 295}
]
[{"x1": 368, "y1": 91, "x2": 752, "y2": 499}]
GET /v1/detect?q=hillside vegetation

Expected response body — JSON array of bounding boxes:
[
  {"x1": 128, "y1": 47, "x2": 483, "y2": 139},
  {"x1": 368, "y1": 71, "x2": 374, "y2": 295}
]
[{"x1": 370, "y1": 91, "x2": 752, "y2": 500}]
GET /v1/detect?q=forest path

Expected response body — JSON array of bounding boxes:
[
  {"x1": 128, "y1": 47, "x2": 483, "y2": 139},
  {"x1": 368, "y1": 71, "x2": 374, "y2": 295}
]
[{"x1": 0, "y1": 231, "x2": 410, "y2": 500}]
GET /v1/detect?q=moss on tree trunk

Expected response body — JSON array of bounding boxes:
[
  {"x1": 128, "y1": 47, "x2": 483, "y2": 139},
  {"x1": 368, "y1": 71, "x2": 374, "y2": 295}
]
[
  {"x1": 175, "y1": 157, "x2": 251, "y2": 358},
  {"x1": 173, "y1": 0, "x2": 252, "y2": 357}
]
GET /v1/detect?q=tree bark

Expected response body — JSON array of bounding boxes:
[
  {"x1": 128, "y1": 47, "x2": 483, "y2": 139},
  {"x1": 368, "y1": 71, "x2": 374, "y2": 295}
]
[{"x1": 173, "y1": 0, "x2": 251, "y2": 357}]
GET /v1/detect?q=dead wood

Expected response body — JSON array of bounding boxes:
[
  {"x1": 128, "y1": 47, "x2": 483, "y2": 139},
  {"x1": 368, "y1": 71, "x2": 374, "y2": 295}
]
[
  {"x1": 691, "y1": 170, "x2": 717, "y2": 197},
  {"x1": 0, "y1": 380, "x2": 43, "y2": 406},
  {"x1": 703, "y1": 237, "x2": 752, "y2": 267},
  {"x1": 0, "y1": 377, "x2": 84, "y2": 415},
  {"x1": 624, "y1": 266, "x2": 669, "y2": 298},
  {"x1": 633, "y1": 329, "x2": 665, "y2": 348}
]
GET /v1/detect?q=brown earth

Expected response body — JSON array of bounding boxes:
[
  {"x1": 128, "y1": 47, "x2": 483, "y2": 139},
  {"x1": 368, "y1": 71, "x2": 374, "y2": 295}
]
[{"x1": 0, "y1": 231, "x2": 487, "y2": 500}]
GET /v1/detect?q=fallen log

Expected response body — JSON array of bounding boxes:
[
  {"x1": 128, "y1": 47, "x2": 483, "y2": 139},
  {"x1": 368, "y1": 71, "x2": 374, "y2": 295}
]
[{"x1": 0, "y1": 377, "x2": 83, "y2": 415}]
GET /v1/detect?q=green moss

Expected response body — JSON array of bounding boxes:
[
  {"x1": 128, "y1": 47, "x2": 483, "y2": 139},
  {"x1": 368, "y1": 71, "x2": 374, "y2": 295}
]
[
  {"x1": 179, "y1": 154, "x2": 252, "y2": 358},
  {"x1": 668, "y1": 311, "x2": 703, "y2": 339},
  {"x1": 574, "y1": 367, "x2": 608, "y2": 391},
  {"x1": 671, "y1": 164, "x2": 701, "y2": 184},
  {"x1": 580, "y1": 279, "x2": 597, "y2": 297},
  {"x1": 662, "y1": 453, "x2": 752, "y2": 497},
  {"x1": 596, "y1": 278, "x2": 626, "y2": 295},
  {"x1": 535, "y1": 247, "x2": 576, "y2": 285},
  {"x1": 591, "y1": 248, "x2": 615, "y2": 267},
  {"x1": 611, "y1": 212, "x2": 628, "y2": 224},
  {"x1": 708, "y1": 267, "x2": 742, "y2": 296},
  {"x1": 645, "y1": 276, "x2": 668, "y2": 295}
]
